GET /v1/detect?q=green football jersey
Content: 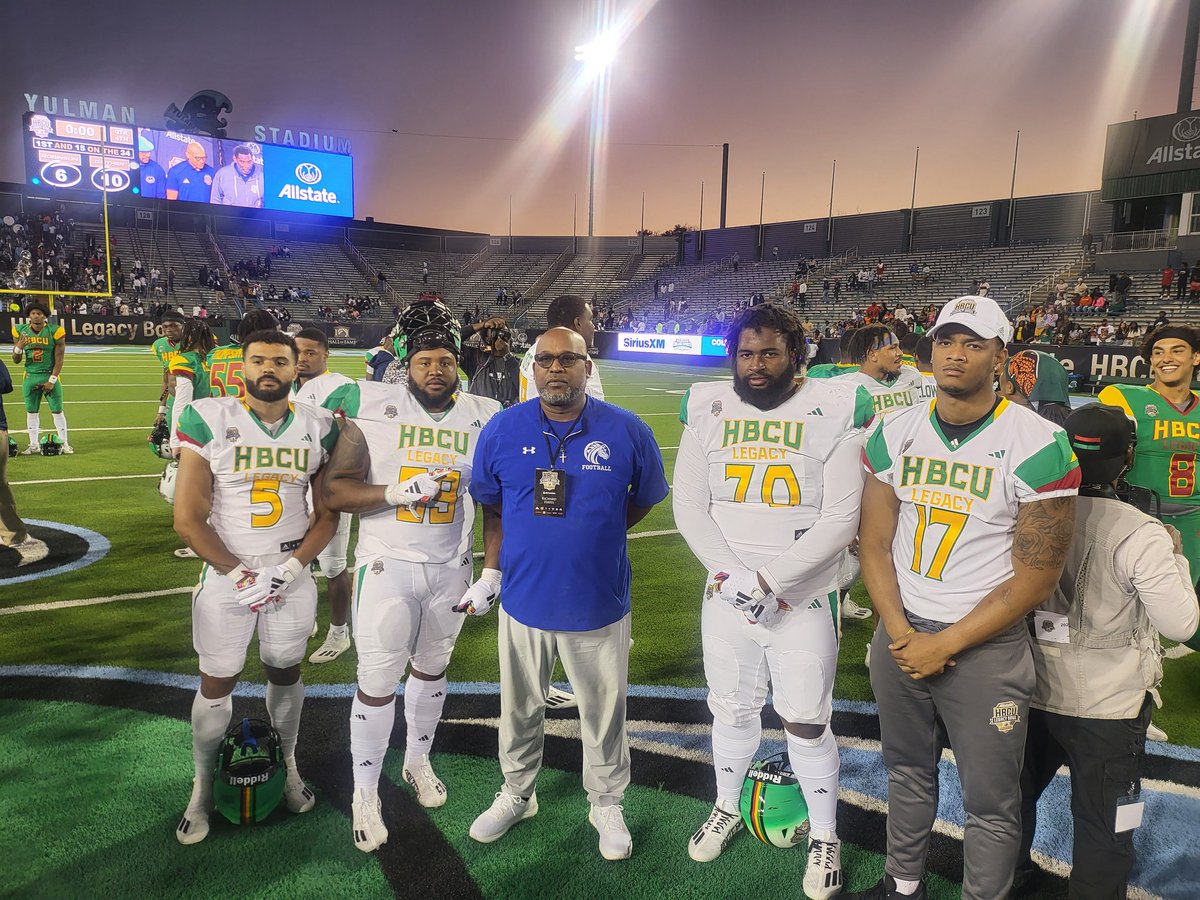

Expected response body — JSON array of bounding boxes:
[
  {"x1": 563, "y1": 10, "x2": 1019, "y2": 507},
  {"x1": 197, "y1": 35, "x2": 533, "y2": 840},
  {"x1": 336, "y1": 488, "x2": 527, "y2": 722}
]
[
  {"x1": 12, "y1": 321, "x2": 65, "y2": 374},
  {"x1": 152, "y1": 336, "x2": 180, "y2": 370},
  {"x1": 169, "y1": 350, "x2": 213, "y2": 401},
  {"x1": 1098, "y1": 384, "x2": 1200, "y2": 509},
  {"x1": 206, "y1": 343, "x2": 244, "y2": 397},
  {"x1": 806, "y1": 363, "x2": 859, "y2": 379}
]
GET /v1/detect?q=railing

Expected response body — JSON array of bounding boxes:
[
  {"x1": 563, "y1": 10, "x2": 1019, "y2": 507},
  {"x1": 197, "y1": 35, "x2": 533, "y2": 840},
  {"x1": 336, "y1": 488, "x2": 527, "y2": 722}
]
[
  {"x1": 1009, "y1": 252, "x2": 1085, "y2": 314},
  {"x1": 1100, "y1": 229, "x2": 1177, "y2": 253},
  {"x1": 456, "y1": 246, "x2": 491, "y2": 277},
  {"x1": 343, "y1": 235, "x2": 398, "y2": 305},
  {"x1": 518, "y1": 247, "x2": 574, "y2": 311}
]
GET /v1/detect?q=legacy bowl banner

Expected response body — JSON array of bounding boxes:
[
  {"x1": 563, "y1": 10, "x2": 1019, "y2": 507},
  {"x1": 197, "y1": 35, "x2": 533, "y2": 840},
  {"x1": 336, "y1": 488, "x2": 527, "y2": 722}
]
[{"x1": 23, "y1": 112, "x2": 353, "y2": 217}]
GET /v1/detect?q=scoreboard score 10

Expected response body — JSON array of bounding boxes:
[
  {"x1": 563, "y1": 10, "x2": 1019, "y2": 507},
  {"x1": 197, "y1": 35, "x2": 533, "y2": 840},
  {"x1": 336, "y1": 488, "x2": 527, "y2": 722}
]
[{"x1": 24, "y1": 114, "x2": 136, "y2": 193}]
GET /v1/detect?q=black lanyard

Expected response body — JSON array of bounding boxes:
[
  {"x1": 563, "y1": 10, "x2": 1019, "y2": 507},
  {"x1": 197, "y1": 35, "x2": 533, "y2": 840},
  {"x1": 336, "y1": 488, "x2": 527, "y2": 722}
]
[{"x1": 539, "y1": 400, "x2": 587, "y2": 470}]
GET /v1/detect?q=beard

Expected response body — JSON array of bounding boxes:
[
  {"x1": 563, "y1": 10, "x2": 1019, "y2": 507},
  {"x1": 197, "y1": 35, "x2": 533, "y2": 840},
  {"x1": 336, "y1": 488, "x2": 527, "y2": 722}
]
[
  {"x1": 542, "y1": 383, "x2": 585, "y2": 407},
  {"x1": 409, "y1": 374, "x2": 459, "y2": 410},
  {"x1": 732, "y1": 364, "x2": 798, "y2": 410},
  {"x1": 246, "y1": 375, "x2": 291, "y2": 402}
]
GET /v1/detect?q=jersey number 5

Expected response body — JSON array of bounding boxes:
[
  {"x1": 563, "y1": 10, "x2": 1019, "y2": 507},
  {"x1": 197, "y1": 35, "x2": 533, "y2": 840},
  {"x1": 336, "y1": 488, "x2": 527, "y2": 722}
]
[
  {"x1": 910, "y1": 504, "x2": 967, "y2": 581},
  {"x1": 250, "y1": 478, "x2": 283, "y2": 528},
  {"x1": 396, "y1": 467, "x2": 461, "y2": 524},
  {"x1": 724, "y1": 463, "x2": 801, "y2": 507}
]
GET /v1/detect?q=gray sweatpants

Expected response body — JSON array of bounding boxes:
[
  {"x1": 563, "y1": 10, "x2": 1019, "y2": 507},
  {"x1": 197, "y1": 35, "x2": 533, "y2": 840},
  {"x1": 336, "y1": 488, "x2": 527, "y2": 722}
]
[
  {"x1": 870, "y1": 616, "x2": 1035, "y2": 900},
  {"x1": 0, "y1": 430, "x2": 31, "y2": 546},
  {"x1": 497, "y1": 608, "x2": 631, "y2": 806}
]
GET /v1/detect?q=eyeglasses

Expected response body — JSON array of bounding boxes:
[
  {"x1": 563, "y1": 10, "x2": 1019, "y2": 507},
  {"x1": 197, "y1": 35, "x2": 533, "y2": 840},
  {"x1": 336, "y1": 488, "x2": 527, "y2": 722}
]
[{"x1": 533, "y1": 352, "x2": 586, "y2": 369}]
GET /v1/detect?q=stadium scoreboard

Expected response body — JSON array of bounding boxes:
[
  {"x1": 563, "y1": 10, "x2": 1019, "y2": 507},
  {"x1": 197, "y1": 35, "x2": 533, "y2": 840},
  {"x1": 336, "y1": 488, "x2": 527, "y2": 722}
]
[{"x1": 22, "y1": 112, "x2": 354, "y2": 217}]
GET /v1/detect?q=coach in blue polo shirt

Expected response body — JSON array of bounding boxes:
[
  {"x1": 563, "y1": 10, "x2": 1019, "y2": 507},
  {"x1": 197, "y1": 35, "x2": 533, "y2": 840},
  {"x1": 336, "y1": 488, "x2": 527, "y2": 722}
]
[
  {"x1": 462, "y1": 326, "x2": 668, "y2": 862},
  {"x1": 165, "y1": 141, "x2": 216, "y2": 203}
]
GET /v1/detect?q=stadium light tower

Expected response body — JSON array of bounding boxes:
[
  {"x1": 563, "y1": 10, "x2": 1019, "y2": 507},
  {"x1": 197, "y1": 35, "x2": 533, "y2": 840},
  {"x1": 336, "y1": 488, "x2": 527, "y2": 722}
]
[{"x1": 575, "y1": 29, "x2": 617, "y2": 237}]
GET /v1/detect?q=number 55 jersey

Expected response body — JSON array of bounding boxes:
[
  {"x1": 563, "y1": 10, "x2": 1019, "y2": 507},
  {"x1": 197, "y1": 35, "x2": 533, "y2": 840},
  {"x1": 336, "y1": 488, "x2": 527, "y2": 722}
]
[
  {"x1": 325, "y1": 382, "x2": 502, "y2": 565},
  {"x1": 175, "y1": 398, "x2": 338, "y2": 559},
  {"x1": 863, "y1": 398, "x2": 1079, "y2": 623}
]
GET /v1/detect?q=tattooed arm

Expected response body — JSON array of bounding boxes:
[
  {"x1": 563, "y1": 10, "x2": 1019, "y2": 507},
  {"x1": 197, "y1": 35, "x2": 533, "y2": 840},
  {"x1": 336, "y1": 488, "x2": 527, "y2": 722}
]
[
  {"x1": 320, "y1": 418, "x2": 392, "y2": 514},
  {"x1": 892, "y1": 496, "x2": 1076, "y2": 678}
]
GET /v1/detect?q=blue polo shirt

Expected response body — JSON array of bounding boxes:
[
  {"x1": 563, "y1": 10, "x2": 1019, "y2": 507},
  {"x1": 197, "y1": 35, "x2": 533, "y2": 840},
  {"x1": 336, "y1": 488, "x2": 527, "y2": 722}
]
[
  {"x1": 166, "y1": 160, "x2": 216, "y2": 203},
  {"x1": 470, "y1": 397, "x2": 669, "y2": 632},
  {"x1": 137, "y1": 160, "x2": 166, "y2": 198}
]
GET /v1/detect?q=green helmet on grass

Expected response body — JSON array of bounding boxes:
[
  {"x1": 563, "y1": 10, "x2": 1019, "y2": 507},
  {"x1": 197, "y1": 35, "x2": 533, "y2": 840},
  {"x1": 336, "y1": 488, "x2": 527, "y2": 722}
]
[
  {"x1": 739, "y1": 752, "x2": 810, "y2": 848},
  {"x1": 213, "y1": 718, "x2": 286, "y2": 825}
]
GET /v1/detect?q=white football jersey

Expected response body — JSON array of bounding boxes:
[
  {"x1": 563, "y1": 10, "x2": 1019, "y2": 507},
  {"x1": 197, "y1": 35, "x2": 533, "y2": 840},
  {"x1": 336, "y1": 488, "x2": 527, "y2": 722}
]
[
  {"x1": 293, "y1": 370, "x2": 354, "y2": 409},
  {"x1": 328, "y1": 381, "x2": 502, "y2": 564},
  {"x1": 916, "y1": 371, "x2": 938, "y2": 403},
  {"x1": 176, "y1": 398, "x2": 337, "y2": 557},
  {"x1": 844, "y1": 365, "x2": 924, "y2": 419},
  {"x1": 519, "y1": 339, "x2": 605, "y2": 402},
  {"x1": 864, "y1": 398, "x2": 1080, "y2": 623},
  {"x1": 676, "y1": 379, "x2": 874, "y2": 593}
]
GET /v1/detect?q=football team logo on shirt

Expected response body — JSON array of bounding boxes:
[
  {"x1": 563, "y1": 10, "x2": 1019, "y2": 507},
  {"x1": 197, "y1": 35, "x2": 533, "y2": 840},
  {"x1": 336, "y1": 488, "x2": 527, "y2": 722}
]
[
  {"x1": 225, "y1": 427, "x2": 240, "y2": 442},
  {"x1": 582, "y1": 441, "x2": 612, "y2": 472},
  {"x1": 1145, "y1": 404, "x2": 1159, "y2": 417}
]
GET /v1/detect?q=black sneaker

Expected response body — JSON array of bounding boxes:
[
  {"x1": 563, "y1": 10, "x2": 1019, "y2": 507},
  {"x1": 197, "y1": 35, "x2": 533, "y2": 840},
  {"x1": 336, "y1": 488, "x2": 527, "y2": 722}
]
[{"x1": 843, "y1": 874, "x2": 927, "y2": 900}]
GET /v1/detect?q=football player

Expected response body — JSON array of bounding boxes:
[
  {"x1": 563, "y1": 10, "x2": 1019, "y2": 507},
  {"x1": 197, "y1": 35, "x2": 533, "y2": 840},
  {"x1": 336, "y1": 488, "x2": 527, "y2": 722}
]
[
  {"x1": 673, "y1": 303, "x2": 874, "y2": 899},
  {"x1": 172, "y1": 329, "x2": 340, "y2": 845},
  {"x1": 151, "y1": 311, "x2": 185, "y2": 427},
  {"x1": 321, "y1": 325, "x2": 502, "y2": 853},
  {"x1": 806, "y1": 327, "x2": 858, "y2": 379},
  {"x1": 292, "y1": 327, "x2": 355, "y2": 663},
  {"x1": 1098, "y1": 326, "x2": 1200, "y2": 585},
  {"x1": 11, "y1": 303, "x2": 72, "y2": 454},
  {"x1": 167, "y1": 320, "x2": 217, "y2": 458},
  {"x1": 207, "y1": 310, "x2": 279, "y2": 398},
  {"x1": 913, "y1": 336, "x2": 937, "y2": 403}
]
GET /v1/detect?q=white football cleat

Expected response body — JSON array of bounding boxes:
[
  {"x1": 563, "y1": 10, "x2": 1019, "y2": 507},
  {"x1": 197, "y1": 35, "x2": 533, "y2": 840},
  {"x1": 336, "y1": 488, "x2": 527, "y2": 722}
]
[
  {"x1": 175, "y1": 781, "x2": 211, "y2": 845},
  {"x1": 546, "y1": 685, "x2": 578, "y2": 709},
  {"x1": 309, "y1": 627, "x2": 351, "y2": 663},
  {"x1": 12, "y1": 537, "x2": 49, "y2": 567},
  {"x1": 469, "y1": 791, "x2": 538, "y2": 843},
  {"x1": 403, "y1": 754, "x2": 447, "y2": 808},
  {"x1": 688, "y1": 802, "x2": 743, "y2": 862},
  {"x1": 174, "y1": 547, "x2": 199, "y2": 559},
  {"x1": 803, "y1": 835, "x2": 843, "y2": 899},
  {"x1": 1147, "y1": 722, "x2": 1169, "y2": 742},
  {"x1": 19, "y1": 444, "x2": 37, "y2": 455},
  {"x1": 841, "y1": 595, "x2": 872, "y2": 620},
  {"x1": 284, "y1": 772, "x2": 316, "y2": 813},
  {"x1": 352, "y1": 787, "x2": 388, "y2": 852},
  {"x1": 589, "y1": 803, "x2": 632, "y2": 860},
  {"x1": 60, "y1": 444, "x2": 75, "y2": 455}
]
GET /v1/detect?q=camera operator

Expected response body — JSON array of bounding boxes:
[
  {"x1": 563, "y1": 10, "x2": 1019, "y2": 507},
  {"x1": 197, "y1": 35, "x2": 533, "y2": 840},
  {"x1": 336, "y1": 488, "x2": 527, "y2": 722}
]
[
  {"x1": 464, "y1": 317, "x2": 520, "y2": 408},
  {"x1": 1013, "y1": 404, "x2": 1199, "y2": 899}
]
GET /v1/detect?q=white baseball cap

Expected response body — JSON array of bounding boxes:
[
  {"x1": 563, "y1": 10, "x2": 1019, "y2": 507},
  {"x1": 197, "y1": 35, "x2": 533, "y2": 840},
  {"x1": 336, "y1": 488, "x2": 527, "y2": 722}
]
[{"x1": 929, "y1": 295, "x2": 1013, "y2": 344}]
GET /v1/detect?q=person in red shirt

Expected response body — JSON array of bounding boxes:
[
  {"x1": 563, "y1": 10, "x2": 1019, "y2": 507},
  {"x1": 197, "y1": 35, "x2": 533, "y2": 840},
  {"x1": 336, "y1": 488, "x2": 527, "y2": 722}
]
[{"x1": 1162, "y1": 266, "x2": 1175, "y2": 298}]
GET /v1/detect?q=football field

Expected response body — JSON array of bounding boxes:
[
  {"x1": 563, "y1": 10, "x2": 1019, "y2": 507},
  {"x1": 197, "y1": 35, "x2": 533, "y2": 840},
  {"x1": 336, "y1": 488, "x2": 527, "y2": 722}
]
[{"x1": 1, "y1": 348, "x2": 1198, "y2": 899}]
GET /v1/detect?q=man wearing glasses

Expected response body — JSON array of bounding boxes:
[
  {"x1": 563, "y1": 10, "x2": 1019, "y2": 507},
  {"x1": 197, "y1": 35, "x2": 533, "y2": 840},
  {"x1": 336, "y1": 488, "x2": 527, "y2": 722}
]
[{"x1": 462, "y1": 327, "x2": 668, "y2": 861}]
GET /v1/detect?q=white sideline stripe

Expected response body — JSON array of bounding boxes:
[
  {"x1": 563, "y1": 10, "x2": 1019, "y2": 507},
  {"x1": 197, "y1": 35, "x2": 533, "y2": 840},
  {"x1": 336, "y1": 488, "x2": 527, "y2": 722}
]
[
  {"x1": 0, "y1": 586, "x2": 191, "y2": 616},
  {"x1": 11, "y1": 473, "x2": 158, "y2": 486},
  {"x1": 0, "y1": 527, "x2": 681, "y2": 615}
]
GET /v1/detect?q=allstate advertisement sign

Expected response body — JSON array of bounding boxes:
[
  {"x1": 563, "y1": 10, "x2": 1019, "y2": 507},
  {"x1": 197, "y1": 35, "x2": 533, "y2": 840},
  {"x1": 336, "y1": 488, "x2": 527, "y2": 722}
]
[
  {"x1": 618, "y1": 333, "x2": 726, "y2": 357},
  {"x1": 263, "y1": 144, "x2": 354, "y2": 217}
]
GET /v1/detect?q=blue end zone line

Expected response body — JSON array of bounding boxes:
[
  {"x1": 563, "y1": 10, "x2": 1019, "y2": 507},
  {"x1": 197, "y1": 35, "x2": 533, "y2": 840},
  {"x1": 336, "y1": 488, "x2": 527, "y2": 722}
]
[{"x1": 2, "y1": 663, "x2": 1197, "y2": 765}]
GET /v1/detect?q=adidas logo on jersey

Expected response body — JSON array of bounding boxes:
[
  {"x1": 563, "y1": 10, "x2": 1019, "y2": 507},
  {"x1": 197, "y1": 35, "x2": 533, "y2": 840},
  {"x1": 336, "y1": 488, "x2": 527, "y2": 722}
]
[
  {"x1": 358, "y1": 760, "x2": 374, "y2": 766},
  {"x1": 302, "y1": 434, "x2": 312, "y2": 442},
  {"x1": 418, "y1": 734, "x2": 431, "y2": 742},
  {"x1": 471, "y1": 419, "x2": 482, "y2": 428},
  {"x1": 988, "y1": 450, "x2": 1006, "y2": 460},
  {"x1": 808, "y1": 599, "x2": 823, "y2": 610},
  {"x1": 807, "y1": 408, "x2": 824, "y2": 416}
]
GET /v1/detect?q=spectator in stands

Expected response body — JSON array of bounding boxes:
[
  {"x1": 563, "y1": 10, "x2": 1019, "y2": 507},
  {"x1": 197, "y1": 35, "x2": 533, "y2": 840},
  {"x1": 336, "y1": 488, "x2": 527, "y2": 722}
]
[
  {"x1": 1190, "y1": 272, "x2": 1200, "y2": 304},
  {"x1": 1153, "y1": 309, "x2": 1170, "y2": 329},
  {"x1": 422, "y1": 261, "x2": 429, "y2": 284},
  {"x1": 1014, "y1": 316, "x2": 1035, "y2": 344},
  {"x1": 732, "y1": 251, "x2": 739, "y2": 272},
  {"x1": 1068, "y1": 322, "x2": 1085, "y2": 344},
  {"x1": 1092, "y1": 293, "x2": 1107, "y2": 314},
  {"x1": 1161, "y1": 265, "x2": 1175, "y2": 299},
  {"x1": 1073, "y1": 276, "x2": 1089, "y2": 300},
  {"x1": 198, "y1": 304, "x2": 209, "y2": 320},
  {"x1": 796, "y1": 278, "x2": 808, "y2": 308},
  {"x1": 865, "y1": 267, "x2": 876, "y2": 295},
  {"x1": 1114, "y1": 271, "x2": 1133, "y2": 306},
  {"x1": 1076, "y1": 292, "x2": 1094, "y2": 315},
  {"x1": 834, "y1": 277, "x2": 842, "y2": 300},
  {"x1": 978, "y1": 278, "x2": 990, "y2": 297},
  {"x1": 1056, "y1": 278, "x2": 1069, "y2": 302},
  {"x1": 1178, "y1": 263, "x2": 1190, "y2": 299},
  {"x1": 772, "y1": 247, "x2": 779, "y2": 262},
  {"x1": 167, "y1": 266, "x2": 175, "y2": 295}
]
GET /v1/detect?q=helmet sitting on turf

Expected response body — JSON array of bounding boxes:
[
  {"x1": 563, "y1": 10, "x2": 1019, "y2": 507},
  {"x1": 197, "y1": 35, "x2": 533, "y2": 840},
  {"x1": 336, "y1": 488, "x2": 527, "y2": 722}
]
[
  {"x1": 739, "y1": 752, "x2": 810, "y2": 848},
  {"x1": 158, "y1": 460, "x2": 178, "y2": 504},
  {"x1": 39, "y1": 434, "x2": 63, "y2": 456},
  {"x1": 7, "y1": 437, "x2": 16, "y2": 458},
  {"x1": 148, "y1": 420, "x2": 173, "y2": 459},
  {"x1": 213, "y1": 718, "x2": 286, "y2": 825}
]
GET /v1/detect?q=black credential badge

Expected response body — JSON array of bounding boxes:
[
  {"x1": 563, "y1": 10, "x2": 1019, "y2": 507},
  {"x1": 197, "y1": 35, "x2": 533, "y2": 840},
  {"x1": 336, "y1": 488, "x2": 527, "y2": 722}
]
[{"x1": 533, "y1": 467, "x2": 567, "y2": 517}]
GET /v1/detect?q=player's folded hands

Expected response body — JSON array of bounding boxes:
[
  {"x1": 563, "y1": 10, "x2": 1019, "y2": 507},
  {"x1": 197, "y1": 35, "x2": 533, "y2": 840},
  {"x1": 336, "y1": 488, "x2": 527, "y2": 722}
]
[
  {"x1": 711, "y1": 568, "x2": 779, "y2": 626},
  {"x1": 454, "y1": 568, "x2": 501, "y2": 616},
  {"x1": 234, "y1": 558, "x2": 305, "y2": 611},
  {"x1": 385, "y1": 467, "x2": 452, "y2": 508}
]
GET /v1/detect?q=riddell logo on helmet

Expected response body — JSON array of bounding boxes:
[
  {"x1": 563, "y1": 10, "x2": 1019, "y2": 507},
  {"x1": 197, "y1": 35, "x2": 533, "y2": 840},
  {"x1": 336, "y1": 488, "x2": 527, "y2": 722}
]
[
  {"x1": 746, "y1": 768, "x2": 790, "y2": 785},
  {"x1": 226, "y1": 771, "x2": 273, "y2": 787}
]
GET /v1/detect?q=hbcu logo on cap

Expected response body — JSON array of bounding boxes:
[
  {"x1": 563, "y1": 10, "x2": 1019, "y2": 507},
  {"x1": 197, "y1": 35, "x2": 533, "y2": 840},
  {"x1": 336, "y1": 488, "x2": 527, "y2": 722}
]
[{"x1": 953, "y1": 299, "x2": 977, "y2": 315}]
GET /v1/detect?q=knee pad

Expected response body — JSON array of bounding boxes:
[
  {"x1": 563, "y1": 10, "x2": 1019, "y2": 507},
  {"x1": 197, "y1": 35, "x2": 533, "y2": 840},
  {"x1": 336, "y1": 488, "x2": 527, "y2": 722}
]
[{"x1": 707, "y1": 691, "x2": 764, "y2": 729}]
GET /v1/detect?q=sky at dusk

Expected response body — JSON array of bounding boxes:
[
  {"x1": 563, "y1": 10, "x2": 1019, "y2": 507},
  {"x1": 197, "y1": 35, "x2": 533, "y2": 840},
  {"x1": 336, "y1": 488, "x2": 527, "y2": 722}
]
[{"x1": 0, "y1": 0, "x2": 1192, "y2": 236}]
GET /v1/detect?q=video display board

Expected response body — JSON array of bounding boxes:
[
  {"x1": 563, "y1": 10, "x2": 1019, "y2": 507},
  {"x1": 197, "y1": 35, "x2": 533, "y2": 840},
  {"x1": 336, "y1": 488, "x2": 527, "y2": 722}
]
[
  {"x1": 617, "y1": 332, "x2": 727, "y2": 356},
  {"x1": 22, "y1": 112, "x2": 354, "y2": 217}
]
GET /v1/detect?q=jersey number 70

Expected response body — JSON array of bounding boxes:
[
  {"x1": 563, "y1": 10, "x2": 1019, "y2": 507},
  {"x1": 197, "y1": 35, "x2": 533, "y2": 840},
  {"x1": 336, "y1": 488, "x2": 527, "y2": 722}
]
[{"x1": 724, "y1": 463, "x2": 801, "y2": 507}]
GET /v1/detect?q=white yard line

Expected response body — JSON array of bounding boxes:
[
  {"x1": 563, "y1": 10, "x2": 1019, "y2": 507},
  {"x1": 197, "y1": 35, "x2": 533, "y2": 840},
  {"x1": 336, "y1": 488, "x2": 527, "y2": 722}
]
[{"x1": 11, "y1": 473, "x2": 158, "y2": 486}]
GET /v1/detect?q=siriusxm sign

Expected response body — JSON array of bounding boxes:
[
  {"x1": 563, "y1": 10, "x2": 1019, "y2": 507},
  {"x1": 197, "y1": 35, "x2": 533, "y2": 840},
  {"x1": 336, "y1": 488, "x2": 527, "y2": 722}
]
[
  {"x1": 263, "y1": 144, "x2": 353, "y2": 217},
  {"x1": 618, "y1": 332, "x2": 727, "y2": 357}
]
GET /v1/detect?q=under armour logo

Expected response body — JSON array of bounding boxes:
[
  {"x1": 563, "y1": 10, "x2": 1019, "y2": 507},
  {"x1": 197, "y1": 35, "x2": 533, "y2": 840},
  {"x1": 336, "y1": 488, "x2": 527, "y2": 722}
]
[{"x1": 522, "y1": 446, "x2": 536, "y2": 454}]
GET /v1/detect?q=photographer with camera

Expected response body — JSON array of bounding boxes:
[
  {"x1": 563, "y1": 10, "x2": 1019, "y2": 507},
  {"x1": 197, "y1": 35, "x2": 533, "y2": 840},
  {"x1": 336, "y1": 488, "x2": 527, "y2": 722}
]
[
  {"x1": 1013, "y1": 404, "x2": 1199, "y2": 899},
  {"x1": 464, "y1": 317, "x2": 520, "y2": 408}
]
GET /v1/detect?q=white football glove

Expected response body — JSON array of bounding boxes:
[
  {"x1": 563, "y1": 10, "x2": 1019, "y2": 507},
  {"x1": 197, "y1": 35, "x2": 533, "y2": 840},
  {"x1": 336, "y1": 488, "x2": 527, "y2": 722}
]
[
  {"x1": 711, "y1": 568, "x2": 779, "y2": 626},
  {"x1": 454, "y1": 568, "x2": 501, "y2": 616},
  {"x1": 235, "y1": 557, "x2": 305, "y2": 611},
  {"x1": 384, "y1": 467, "x2": 452, "y2": 509}
]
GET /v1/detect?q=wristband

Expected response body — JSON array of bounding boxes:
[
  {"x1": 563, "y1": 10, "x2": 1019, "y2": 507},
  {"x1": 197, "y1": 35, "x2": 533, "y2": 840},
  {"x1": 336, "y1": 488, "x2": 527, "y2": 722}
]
[
  {"x1": 47, "y1": 375, "x2": 58, "y2": 385},
  {"x1": 158, "y1": 404, "x2": 167, "y2": 415},
  {"x1": 281, "y1": 556, "x2": 306, "y2": 582},
  {"x1": 479, "y1": 567, "x2": 502, "y2": 589}
]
